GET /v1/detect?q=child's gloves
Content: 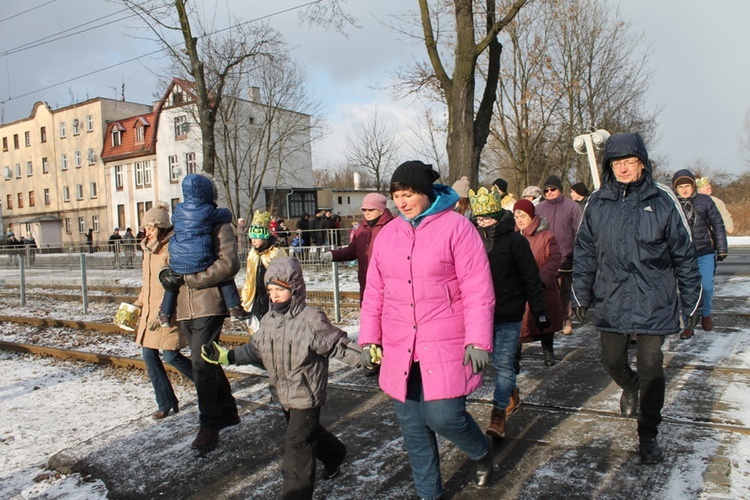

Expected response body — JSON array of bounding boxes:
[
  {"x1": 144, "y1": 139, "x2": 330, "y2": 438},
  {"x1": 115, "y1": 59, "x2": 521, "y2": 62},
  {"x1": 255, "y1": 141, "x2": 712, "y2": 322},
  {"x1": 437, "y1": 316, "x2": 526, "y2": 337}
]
[
  {"x1": 201, "y1": 341, "x2": 230, "y2": 366},
  {"x1": 159, "y1": 268, "x2": 184, "y2": 291},
  {"x1": 321, "y1": 251, "x2": 333, "y2": 263}
]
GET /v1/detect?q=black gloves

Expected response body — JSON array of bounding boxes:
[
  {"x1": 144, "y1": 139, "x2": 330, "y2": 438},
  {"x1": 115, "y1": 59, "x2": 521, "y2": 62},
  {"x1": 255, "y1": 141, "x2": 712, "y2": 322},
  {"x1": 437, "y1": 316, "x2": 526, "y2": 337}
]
[
  {"x1": 574, "y1": 307, "x2": 588, "y2": 325},
  {"x1": 159, "y1": 268, "x2": 184, "y2": 291},
  {"x1": 686, "y1": 314, "x2": 700, "y2": 329},
  {"x1": 535, "y1": 314, "x2": 550, "y2": 331},
  {"x1": 717, "y1": 254, "x2": 727, "y2": 262},
  {"x1": 463, "y1": 344, "x2": 490, "y2": 374}
]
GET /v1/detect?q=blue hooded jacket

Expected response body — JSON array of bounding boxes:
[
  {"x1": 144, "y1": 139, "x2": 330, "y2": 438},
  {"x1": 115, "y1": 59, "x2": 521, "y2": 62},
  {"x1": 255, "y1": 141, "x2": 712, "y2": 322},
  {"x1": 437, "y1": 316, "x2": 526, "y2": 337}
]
[
  {"x1": 572, "y1": 133, "x2": 702, "y2": 335},
  {"x1": 169, "y1": 174, "x2": 233, "y2": 274}
]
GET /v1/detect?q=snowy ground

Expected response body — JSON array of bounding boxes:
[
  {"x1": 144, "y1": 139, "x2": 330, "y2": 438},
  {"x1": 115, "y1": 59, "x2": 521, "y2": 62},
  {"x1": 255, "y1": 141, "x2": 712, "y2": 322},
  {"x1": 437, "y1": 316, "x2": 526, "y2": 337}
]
[{"x1": 1, "y1": 267, "x2": 750, "y2": 498}]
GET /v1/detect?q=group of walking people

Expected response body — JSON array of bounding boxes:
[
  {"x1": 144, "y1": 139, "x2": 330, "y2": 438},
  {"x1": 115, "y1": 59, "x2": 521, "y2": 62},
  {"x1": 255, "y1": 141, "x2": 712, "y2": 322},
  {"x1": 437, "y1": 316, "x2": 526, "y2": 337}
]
[{"x1": 128, "y1": 131, "x2": 731, "y2": 499}]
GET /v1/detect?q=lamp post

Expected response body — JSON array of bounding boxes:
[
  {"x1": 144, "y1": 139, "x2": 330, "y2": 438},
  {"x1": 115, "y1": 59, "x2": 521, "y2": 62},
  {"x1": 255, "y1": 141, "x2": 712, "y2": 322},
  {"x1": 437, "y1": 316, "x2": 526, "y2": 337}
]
[{"x1": 573, "y1": 129, "x2": 610, "y2": 189}]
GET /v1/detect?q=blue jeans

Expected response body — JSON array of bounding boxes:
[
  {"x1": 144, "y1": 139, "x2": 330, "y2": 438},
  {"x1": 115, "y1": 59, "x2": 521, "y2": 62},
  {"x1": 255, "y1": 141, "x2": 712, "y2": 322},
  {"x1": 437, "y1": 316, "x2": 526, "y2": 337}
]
[
  {"x1": 697, "y1": 253, "x2": 715, "y2": 317},
  {"x1": 142, "y1": 347, "x2": 194, "y2": 412},
  {"x1": 491, "y1": 322, "x2": 522, "y2": 409},
  {"x1": 392, "y1": 365, "x2": 490, "y2": 500}
]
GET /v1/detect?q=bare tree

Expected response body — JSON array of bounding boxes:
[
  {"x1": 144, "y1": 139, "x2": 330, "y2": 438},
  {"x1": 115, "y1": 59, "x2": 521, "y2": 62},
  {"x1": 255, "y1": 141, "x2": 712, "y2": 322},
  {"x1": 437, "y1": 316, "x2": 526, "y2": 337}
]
[
  {"x1": 121, "y1": 0, "x2": 282, "y2": 175},
  {"x1": 344, "y1": 112, "x2": 401, "y2": 193},
  {"x1": 406, "y1": 107, "x2": 449, "y2": 178}
]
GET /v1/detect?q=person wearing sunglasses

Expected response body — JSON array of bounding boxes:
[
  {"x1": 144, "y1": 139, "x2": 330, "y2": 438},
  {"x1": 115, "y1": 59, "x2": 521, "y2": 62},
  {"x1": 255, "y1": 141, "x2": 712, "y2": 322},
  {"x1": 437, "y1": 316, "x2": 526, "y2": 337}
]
[{"x1": 536, "y1": 175, "x2": 583, "y2": 337}]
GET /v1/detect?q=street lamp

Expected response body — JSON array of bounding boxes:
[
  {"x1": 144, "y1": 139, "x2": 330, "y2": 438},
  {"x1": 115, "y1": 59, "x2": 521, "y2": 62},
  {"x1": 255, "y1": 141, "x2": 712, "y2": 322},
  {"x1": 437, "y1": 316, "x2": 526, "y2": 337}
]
[{"x1": 573, "y1": 129, "x2": 610, "y2": 189}]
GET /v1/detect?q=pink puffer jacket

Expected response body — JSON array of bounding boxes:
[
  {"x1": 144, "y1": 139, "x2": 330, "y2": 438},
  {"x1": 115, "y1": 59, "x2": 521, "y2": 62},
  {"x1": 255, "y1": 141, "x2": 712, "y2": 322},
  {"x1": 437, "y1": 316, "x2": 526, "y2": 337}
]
[{"x1": 359, "y1": 209, "x2": 494, "y2": 403}]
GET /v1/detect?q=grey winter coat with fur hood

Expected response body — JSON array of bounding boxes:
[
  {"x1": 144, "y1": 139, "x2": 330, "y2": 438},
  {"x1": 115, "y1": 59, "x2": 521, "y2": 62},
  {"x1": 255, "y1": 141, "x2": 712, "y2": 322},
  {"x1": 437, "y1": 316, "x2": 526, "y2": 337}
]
[{"x1": 232, "y1": 257, "x2": 361, "y2": 409}]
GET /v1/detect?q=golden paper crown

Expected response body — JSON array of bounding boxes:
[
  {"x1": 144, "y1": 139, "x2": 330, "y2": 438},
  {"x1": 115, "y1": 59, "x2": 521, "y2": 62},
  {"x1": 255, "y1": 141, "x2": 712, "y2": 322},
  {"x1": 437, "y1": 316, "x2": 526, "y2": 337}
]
[
  {"x1": 250, "y1": 210, "x2": 271, "y2": 228},
  {"x1": 695, "y1": 177, "x2": 710, "y2": 188},
  {"x1": 469, "y1": 186, "x2": 503, "y2": 217}
]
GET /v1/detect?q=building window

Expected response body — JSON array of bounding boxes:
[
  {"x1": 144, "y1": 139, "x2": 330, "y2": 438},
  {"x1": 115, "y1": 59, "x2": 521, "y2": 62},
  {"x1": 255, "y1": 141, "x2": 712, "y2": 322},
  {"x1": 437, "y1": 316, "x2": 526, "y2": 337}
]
[
  {"x1": 74, "y1": 151, "x2": 82, "y2": 168},
  {"x1": 76, "y1": 184, "x2": 84, "y2": 200},
  {"x1": 90, "y1": 182, "x2": 97, "y2": 198},
  {"x1": 92, "y1": 215, "x2": 99, "y2": 232},
  {"x1": 174, "y1": 115, "x2": 188, "y2": 138},
  {"x1": 3, "y1": 166, "x2": 10, "y2": 180},
  {"x1": 134, "y1": 161, "x2": 151, "y2": 188},
  {"x1": 287, "y1": 190, "x2": 317, "y2": 218},
  {"x1": 86, "y1": 115, "x2": 94, "y2": 132},
  {"x1": 135, "y1": 125, "x2": 145, "y2": 143},
  {"x1": 44, "y1": 188, "x2": 50, "y2": 205},
  {"x1": 13, "y1": 134, "x2": 19, "y2": 149},
  {"x1": 112, "y1": 128, "x2": 122, "y2": 146},
  {"x1": 117, "y1": 204, "x2": 125, "y2": 229},
  {"x1": 42, "y1": 157, "x2": 49, "y2": 174},
  {"x1": 15, "y1": 163, "x2": 21, "y2": 178},
  {"x1": 6, "y1": 194, "x2": 12, "y2": 209},
  {"x1": 61, "y1": 154, "x2": 68, "y2": 170},
  {"x1": 2, "y1": 137, "x2": 7, "y2": 151},
  {"x1": 17, "y1": 192, "x2": 23, "y2": 208},
  {"x1": 26, "y1": 161, "x2": 32, "y2": 176},
  {"x1": 171, "y1": 198, "x2": 180, "y2": 212},
  {"x1": 87, "y1": 148, "x2": 96, "y2": 165},
  {"x1": 60, "y1": 122, "x2": 66, "y2": 138},
  {"x1": 186, "y1": 152, "x2": 197, "y2": 174},
  {"x1": 63, "y1": 186, "x2": 70, "y2": 202},
  {"x1": 78, "y1": 217, "x2": 85, "y2": 233},
  {"x1": 24, "y1": 131, "x2": 30, "y2": 147},
  {"x1": 169, "y1": 155, "x2": 180, "y2": 181},
  {"x1": 136, "y1": 201, "x2": 153, "y2": 227},
  {"x1": 28, "y1": 191, "x2": 35, "y2": 207},
  {"x1": 40, "y1": 126, "x2": 47, "y2": 143},
  {"x1": 143, "y1": 160, "x2": 152, "y2": 186},
  {"x1": 72, "y1": 119, "x2": 80, "y2": 136},
  {"x1": 65, "y1": 218, "x2": 71, "y2": 234},
  {"x1": 114, "y1": 165, "x2": 124, "y2": 190}
]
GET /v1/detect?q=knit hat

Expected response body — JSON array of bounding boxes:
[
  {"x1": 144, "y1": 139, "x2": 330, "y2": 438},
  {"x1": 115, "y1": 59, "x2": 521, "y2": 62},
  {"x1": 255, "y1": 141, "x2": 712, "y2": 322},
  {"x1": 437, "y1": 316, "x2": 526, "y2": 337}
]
[
  {"x1": 390, "y1": 161, "x2": 440, "y2": 196},
  {"x1": 695, "y1": 177, "x2": 711, "y2": 189},
  {"x1": 543, "y1": 175, "x2": 563, "y2": 192},
  {"x1": 267, "y1": 278, "x2": 293, "y2": 291},
  {"x1": 571, "y1": 182, "x2": 589, "y2": 197},
  {"x1": 248, "y1": 210, "x2": 272, "y2": 240},
  {"x1": 493, "y1": 178, "x2": 508, "y2": 193},
  {"x1": 451, "y1": 176, "x2": 470, "y2": 198},
  {"x1": 521, "y1": 186, "x2": 543, "y2": 199},
  {"x1": 672, "y1": 169, "x2": 696, "y2": 189},
  {"x1": 361, "y1": 193, "x2": 388, "y2": 212},
  {"x1": 513, "y1": 199, "x2": 536, "y2": 219},
  {"x1": 142, "y1": 201, "x2": 171, "y2": 228},
  {"x1": 469, "y1": 186, "x2": 503, "y2": 218}
]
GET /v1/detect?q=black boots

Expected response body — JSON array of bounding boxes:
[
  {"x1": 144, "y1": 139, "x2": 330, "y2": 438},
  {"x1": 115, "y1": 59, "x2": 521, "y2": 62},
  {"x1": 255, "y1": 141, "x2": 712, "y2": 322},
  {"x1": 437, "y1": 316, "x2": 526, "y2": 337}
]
[
  {"x1": 475, "y1": 447, "x2": 494, "y2": 486},
  {"x1": 543, "y1": 348, "x2": 555, "y2": 367},
  {"x1": 620, "y1": 387, "x2": 639, "y2": 418},
  {"x1": 639, "y1": 435, "x2": 664, "y2": 464}
]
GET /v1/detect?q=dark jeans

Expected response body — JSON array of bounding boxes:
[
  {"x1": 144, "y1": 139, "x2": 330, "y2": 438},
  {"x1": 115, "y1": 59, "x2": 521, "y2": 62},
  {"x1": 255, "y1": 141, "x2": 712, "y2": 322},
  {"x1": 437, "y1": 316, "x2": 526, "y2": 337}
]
[
  {"x1": 281, "y1": 407, "x2": 346, "y2": 500},
  {"x1": 142, "y1": 347, "x2": 193, "y2": 412},
  {"x1": 161, "y1": 280, "x2": 239, "y2": 317},
  {"x1": 600, "y1": 331, "x2": 665, "y2": 437},
  {"x1": 180, "y1": 315, "x2": 237, "y2": 429}
]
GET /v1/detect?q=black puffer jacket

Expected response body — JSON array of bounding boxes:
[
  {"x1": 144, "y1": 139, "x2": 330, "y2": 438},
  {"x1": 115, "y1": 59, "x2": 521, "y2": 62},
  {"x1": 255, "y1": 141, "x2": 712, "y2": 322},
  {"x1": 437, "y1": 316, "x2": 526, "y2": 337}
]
[
  {"x1": 572, "y1": 133, "x2": 703, "y2": 335},
  {"x1": 671, "y1": 169, "x2": 728, "y2": 258},
  {"x1": 477, "y1": 210, "x2": 546, "y2": 323}
]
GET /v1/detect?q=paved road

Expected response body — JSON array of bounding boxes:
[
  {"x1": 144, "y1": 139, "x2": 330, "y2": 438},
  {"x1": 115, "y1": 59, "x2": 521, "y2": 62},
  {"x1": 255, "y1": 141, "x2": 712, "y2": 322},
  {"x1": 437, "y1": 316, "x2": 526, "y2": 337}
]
[{"x1": 46, "y1": 274, "x2": 750, "y2": 499}]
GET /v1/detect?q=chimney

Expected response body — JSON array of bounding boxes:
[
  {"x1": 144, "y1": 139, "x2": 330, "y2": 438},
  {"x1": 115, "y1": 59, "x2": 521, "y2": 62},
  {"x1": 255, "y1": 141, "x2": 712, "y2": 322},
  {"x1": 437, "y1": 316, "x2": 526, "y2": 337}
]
[
  {"x1": 248, "y1": 86, "x2": 261, "y2": 102},
  {"x1": 353, "y1": 172, "x2": 361, "y2": 190}
]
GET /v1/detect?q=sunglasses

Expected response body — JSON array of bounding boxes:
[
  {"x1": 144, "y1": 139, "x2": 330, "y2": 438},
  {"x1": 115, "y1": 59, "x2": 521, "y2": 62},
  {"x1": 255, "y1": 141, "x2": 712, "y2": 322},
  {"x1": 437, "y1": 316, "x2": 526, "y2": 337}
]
[{"x1": 544, "y1": 187, "x2": 558, "y2": 193}]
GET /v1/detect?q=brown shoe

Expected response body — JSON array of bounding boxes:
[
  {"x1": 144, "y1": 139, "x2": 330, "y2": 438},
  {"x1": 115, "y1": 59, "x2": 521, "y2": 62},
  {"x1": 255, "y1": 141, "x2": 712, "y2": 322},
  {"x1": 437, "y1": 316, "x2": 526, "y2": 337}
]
[
  {"x1": 486, "y1": 407, "x2": 506, "y2": 439},
  {"x1": 701, "y1": 315, "x2": 713, "y2": 332},
  {"x1": 191, "y1": 428, "x2": 219, "y2": 450},
  {"x1": 680, "y1": 328, "x2": 694, "y2": 340},
  {"x1": 505, "y1": 388, "x2": 521, "y2": 417}
]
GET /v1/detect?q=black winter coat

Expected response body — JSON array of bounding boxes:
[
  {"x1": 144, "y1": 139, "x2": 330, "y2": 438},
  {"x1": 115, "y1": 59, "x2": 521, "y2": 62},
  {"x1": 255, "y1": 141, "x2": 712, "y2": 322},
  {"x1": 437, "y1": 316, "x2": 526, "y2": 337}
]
[
  {"x1": 684, "y1": 195, "x2": 727, "y2": 257},
  {"x1": 572, "y1": 133, "x2": 703, "y2": 335},
  {"x1": 478, "y1": 210, "x2": 546, "y2": 323}
]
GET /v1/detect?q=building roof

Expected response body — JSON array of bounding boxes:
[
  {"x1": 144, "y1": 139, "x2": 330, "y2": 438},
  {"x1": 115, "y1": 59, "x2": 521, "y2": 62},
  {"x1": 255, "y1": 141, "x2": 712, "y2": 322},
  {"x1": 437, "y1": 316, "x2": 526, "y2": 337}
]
[{"x1": 100, "y1": 111, "x2": 158, "y2": 163}]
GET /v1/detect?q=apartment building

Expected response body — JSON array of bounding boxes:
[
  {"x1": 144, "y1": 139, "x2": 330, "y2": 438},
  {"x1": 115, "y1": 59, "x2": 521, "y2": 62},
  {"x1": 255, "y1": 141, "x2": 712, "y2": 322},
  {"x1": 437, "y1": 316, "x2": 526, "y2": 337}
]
[{"x1": 1, "y1": 98, "x2": 152, "y2": 246}]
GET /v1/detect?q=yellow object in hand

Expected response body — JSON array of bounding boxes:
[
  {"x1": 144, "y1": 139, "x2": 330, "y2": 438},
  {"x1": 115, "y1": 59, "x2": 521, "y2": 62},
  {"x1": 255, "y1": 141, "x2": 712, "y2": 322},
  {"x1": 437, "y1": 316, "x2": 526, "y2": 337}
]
[{"x1": 369, "y1": 344, "x2": 383, "y2": 365}]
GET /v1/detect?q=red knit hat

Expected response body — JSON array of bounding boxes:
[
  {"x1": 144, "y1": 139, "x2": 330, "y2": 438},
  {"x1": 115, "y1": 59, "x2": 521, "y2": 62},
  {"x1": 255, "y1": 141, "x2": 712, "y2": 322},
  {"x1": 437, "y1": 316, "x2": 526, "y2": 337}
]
[{"x1": 513, "y1": 199, "x2": 535, "y2": 219}]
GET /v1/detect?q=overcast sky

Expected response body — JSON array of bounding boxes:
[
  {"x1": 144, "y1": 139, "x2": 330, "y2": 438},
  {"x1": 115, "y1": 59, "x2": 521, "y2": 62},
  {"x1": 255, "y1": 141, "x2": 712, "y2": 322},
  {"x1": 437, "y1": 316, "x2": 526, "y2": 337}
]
[{"x1": 1, "y1": 0, "x2": 749, "y2": 177}]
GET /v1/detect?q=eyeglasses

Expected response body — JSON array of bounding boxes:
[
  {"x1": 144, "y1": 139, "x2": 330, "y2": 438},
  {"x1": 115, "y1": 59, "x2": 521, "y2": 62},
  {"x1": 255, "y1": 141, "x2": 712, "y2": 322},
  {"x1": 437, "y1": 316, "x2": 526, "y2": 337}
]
[
  {"x1": 475, "y1": 216, "x2": 494, "y2": 223},
  {"x1": 611, "y1": 158, "x2": 641, "y2": 168},
  {"x1": 544, "y1": 187, "x2": 558, "y2": 193}
]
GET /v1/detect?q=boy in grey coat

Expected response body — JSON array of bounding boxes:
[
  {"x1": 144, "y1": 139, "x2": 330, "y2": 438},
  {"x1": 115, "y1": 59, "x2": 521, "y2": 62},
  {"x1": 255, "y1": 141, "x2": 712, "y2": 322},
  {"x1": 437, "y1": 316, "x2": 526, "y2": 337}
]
[{"x1": 201, "y1": 257, "x2": 361, "y2": 499}]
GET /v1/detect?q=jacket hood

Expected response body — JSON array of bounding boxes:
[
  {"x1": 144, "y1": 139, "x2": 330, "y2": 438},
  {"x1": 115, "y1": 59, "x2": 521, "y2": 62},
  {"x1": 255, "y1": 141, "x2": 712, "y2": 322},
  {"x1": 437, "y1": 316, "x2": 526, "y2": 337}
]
[
  {"x1": 265, "y1": 257, "x2": 306, "y2": 316},
  {"x1": 181, "y1": 174, "x2": 216, "y2": 205},
  {"x1": 672, "y1": 169, "x2": 696, "y2": 191},
  {"x1": 401, "y1": 183, "x2": 458, "y2": 226},
  {"x1": 601, "y1": 133, "x2": 653, "y2": 186}
]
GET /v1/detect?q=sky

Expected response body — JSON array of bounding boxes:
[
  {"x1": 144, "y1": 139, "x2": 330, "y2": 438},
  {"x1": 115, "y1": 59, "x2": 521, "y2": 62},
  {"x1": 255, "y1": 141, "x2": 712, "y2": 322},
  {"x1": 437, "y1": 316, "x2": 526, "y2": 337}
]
[{"x1": 0, "y1": 0, "x2": 749, "y2": 177}]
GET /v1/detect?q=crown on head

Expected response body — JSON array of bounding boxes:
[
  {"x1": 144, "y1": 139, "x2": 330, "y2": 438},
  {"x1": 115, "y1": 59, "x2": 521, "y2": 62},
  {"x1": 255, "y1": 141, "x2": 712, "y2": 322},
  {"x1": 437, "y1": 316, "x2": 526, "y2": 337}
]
[
  {"x1": 469, "y1": 186, "x2": 503, "y2": 217},
  {"x1": 250, "y1": 210, "x2": 271, "y2": 229}
]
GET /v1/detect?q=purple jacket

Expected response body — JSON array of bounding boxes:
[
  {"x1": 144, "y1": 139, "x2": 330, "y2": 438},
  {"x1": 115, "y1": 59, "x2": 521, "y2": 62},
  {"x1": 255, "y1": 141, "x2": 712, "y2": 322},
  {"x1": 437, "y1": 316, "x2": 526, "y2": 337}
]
[
  {"x1": 359, "y1": 202, "x2": 495, "y2": 403},
  {"x1": 535, "y1": 195, "x2": 582, "y2": 270}
]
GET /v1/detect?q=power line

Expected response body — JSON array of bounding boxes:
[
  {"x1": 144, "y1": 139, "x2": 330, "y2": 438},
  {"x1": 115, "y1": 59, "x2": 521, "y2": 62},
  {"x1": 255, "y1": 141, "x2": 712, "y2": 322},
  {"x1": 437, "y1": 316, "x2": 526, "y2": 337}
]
[{"x1": 0, "y1": 0, "x2": 58, "y2": 24}]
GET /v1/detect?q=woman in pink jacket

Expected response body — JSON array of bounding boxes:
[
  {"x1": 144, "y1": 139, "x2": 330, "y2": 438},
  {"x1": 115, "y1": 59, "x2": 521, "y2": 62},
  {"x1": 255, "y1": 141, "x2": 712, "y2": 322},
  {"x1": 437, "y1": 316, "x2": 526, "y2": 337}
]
[{"x1": 359, "y1": 161, "x2": 496, "y2": 499}]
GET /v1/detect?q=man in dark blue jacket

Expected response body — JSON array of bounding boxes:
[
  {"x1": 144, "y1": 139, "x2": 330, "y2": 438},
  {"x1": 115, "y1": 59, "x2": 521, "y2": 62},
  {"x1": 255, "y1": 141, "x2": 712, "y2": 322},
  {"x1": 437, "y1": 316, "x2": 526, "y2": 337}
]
[{"x1": 572, "y1": 133, "x2": 703, "y2": 464}]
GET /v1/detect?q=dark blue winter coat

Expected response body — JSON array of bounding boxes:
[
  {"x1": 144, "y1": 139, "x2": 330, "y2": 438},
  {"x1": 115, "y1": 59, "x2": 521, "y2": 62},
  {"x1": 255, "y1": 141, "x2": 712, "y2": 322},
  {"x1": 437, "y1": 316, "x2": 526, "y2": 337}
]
[
  {"x1": 572, "y1": 133, "x2": 703, "y2": 335},
  {"x1": 671, "y1": 169, "x2": 728, "y2": 258},
  {"x1": 169, "y1": 174, "x2": 232, "y2": 274}
]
